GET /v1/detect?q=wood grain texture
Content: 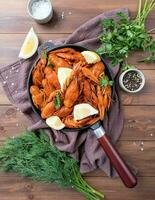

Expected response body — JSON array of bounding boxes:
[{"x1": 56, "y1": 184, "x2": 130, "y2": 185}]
[
  {"x1": 0, "y1": 105, "x2": 155, "y2": 141},
  {"x1": 0, "y1": 0, "x2": 155, "y2": 34},
  {"x1": 0, "y1": 175, "x2": 154, "y2": 200},
  {"x1": 1, "y1": 33, "x2": 155, "y2": 68},
  {"x1": 0, "y1": 34, "x2": 68, "y2": 66}
]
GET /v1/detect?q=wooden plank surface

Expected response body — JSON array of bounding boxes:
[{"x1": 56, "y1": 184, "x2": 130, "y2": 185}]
[
  {"x1": 0, "y1": 34, "x2": 68, "y2": 66},
  {"x1": 0, "y1": 0, "x2": 155, "y2": 199},
  {"x1": 0, "y1": 105, "x2": 155, "y2": 141},
  {"x1": 0, "y1": 175, "x2": 154, "y2": 200},
  {"x1": 0, "y1": 0, "x2": 155, "y2": 33},
  {"x1": 1, "y1": 33, "x2": 155, "y2": 68}
]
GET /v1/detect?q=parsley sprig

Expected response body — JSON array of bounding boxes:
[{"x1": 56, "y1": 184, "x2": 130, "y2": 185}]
[
  {"x1": 54, "y1": 91, "x2": 61, "y2": 110},
  {"x1": 99, "y1": 75, "x2": 113, "y2": 87},
  {"x1": 97, "y1": 0, "x2": 155, "y2": 70},
  {"x1": 0, "y1": 130, "x2": 104, "y2": 200}
]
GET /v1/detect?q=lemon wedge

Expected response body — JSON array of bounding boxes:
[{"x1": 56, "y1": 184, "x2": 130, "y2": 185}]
[
  {"x1": 46, "y1": 116, "x2": 65, "y2": 130},
  {"x1": 73, "y1": 103, "x2": 98, "y2": 121},
  {"x1": 81, "y1": 51, "x2": 101, "y2": 64},
  {"x1": 19, "y1": 27, "x2": 39, "y2": 59},
  {"x1": 58, "y1": 68, "x2": 73, "y2": 90}
]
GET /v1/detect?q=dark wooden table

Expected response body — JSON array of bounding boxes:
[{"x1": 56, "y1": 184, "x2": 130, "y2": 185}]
[{"x1": 0, "y1": 0, "x2": 155, "y2": 199}]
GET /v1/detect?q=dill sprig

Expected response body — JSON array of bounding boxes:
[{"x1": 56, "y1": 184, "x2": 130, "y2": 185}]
[{"x1": 0, "y1": 130, "x2": 104, "y2": 200}]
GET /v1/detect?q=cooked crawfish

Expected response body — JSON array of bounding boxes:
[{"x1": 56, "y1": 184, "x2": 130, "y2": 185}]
[
  {"x1": 51, "y1": 48, "x2": 77, "y2": 54},
  {"x1": 92, "y1": 61, "x2": 105, "y2": 78},
  {"x1": 32, "y1": 67, "x2": 44, "y2": 86},
  {"x1": 30, "y1": 47, "x2": 112, "y2": 128},
  {"x1": 64, "y1": 78, "x2": 80, "y2": 108},
  {"x1": 63, "y1": 115, "x2": 99, "y2": 128},
  {"x1": 82, "y1": 67, "x2": 99, "y2": 84},
  {"x1": 32, "y1": 93, "x2": 46, "y2": 109},
  {"x1": 102, "y1": 85, "x2": 112, "y2": 109},
  {"x1": 46, "y1": 72, "x2": 60, "y2": 90},
  {"x1": 41, "y1": 101, "x2": 55, "y2": 119},
  {"x1": 54, "y1": 106, "x2": 73, "y2": 118},
  {"x1": 47, "y1": 90, "x2": 58, "y2": 102},
  {"x1": 97, "y1": 85, "x2": 106, "y2": 120},
  {"x1": 30, "y1": 85, "x2": 40, "y2": 96},
  {"x1": 83, "y1": 80, "x2": 98, "y2": 108},
  {"x1": 57, "y1": 52, "x2": 85, "y2": 63},
  {"x1": 42, "y1": 79, "x2": 54, "y2": 97},
  {"x1": 73, "y1": 61, "x2": 85, "y2": 76},
  {"x1": 49, "y1": 54, "x2": 72, "y2": 72},
  {"x1": 30, "y1": 86, "x2": 46, "y2": 109}
]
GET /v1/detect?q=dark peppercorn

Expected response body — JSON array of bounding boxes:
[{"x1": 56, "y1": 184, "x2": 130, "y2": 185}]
[{"x1": 123, "y1": 71, "x2": 142, "y2": 91}]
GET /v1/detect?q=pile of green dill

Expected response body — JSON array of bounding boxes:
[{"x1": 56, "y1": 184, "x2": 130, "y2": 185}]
[
  {"x1": 0, "y1": 130, "x2": 104, "y2": 200},
  {"x1": 97, "y1": 0, "x2": 155, "y2": 71}
]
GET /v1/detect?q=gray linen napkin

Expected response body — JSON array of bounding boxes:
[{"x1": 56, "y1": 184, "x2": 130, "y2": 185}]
[{"x1": 0, "y1": 8, "x2": 128, "y2": 176}]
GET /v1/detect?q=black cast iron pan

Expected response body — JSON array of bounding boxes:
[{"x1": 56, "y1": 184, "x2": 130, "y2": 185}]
[{"x1": 27, "y1": 42, "x2": 137, "y2": 188}]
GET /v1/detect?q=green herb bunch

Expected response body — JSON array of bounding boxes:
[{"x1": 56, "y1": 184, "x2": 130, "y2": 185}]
[
  {"x1": 99, "y1": 75, "x2": 113, "y2": 87},
  {"x1": 97, "y1": 0, "x2": 155, "y2": 70},
  {"x1": 0, "y1": 130, "x2": 104, "y2": 200}
]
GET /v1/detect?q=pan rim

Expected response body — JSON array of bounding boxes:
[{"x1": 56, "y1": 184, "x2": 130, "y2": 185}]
[{"x1": 27, "y1": 43, "x2": 115, "y2": 132}]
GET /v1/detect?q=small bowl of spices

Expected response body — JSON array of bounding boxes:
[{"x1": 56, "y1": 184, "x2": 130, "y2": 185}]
[
  {"x1": 27, "y1": 0, "x2": 53, "y2": 24},
  {"x1": 119, "y1": 68, "x2": 145, "y2": 93}
]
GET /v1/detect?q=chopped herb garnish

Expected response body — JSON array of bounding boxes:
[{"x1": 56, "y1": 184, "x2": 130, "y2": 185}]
[
  {"x1": 47, "y1": 59, "x2": 54, "y2": 69},
  {"x1": 54, "y1": 92, "x2": 61, "y2": 110},
  {"x1": 100, "y1": 75, "x2": 113, "y2": 87},
  {"x1": 42, "y1": 50, "x2": 47, "y2": 60}
]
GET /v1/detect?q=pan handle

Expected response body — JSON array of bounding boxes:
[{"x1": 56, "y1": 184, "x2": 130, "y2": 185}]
[
  {"x1": 37, "y1": 41, "x2": 56, "y2": 55},
  {"x1": 91, "y1": 122, "x2": 137, "y2": 188}
]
